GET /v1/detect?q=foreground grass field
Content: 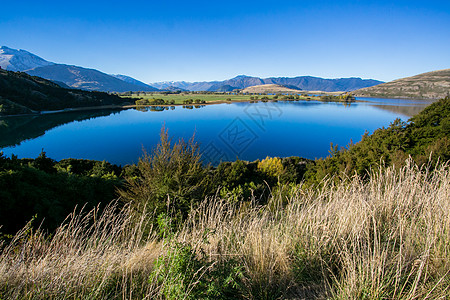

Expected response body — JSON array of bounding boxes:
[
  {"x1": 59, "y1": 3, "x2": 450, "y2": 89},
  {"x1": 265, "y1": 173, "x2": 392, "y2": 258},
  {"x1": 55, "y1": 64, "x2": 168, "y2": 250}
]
[{"x1": 1, "y1": 160, "x2": 448, "y2": 299}]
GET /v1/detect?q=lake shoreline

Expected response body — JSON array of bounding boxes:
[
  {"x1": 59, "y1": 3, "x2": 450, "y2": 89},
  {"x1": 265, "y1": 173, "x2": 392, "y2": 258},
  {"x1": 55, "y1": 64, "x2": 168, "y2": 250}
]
[
  {"x1": 2, "y1": 94, "x2": 434, "y2": 118},
  {"x1": 0, "y1": 105, "x2": 128, "y2": 118},
  {"x1": 1, "y1": 98, "x2": 351, "y2": 118}
]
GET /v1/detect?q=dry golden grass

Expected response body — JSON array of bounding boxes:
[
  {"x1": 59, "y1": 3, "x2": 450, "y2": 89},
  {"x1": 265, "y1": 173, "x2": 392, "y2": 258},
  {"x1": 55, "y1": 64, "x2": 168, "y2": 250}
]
[
  {"x1": 1, "y1": 159, "x2": 449, "y2": 299},
  {"x1": 241, "y1": 84, "x2": 301, "y2": 94}
]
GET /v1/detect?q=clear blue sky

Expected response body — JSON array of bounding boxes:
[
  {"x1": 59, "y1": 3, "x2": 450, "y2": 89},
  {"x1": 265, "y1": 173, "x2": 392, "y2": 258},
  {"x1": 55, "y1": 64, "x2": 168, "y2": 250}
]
[{"x1": 1, "y1": 0, "x2": 449, "y2": 83}]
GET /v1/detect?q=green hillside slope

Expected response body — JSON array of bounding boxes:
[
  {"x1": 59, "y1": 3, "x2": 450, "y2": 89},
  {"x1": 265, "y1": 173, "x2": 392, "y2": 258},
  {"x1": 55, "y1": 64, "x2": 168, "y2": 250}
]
[{"x1": 0, "y1": 69, "x2": 126, "y2": 116}]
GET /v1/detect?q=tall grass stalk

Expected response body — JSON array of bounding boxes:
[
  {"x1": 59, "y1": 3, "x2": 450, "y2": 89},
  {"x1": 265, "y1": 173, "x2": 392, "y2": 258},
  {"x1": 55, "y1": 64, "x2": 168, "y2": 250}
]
[{"x1": 1, "y1": 159, "x2": 449, "y2": 299}]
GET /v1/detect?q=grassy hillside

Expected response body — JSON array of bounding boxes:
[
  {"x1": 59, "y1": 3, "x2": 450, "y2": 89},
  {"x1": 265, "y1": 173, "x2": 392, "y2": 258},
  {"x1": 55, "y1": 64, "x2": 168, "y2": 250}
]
[
  {"x1": 354, "y1": 68, "x2": 450, "y2": 99},
  {"x1": 0, "y1": 69, "x2": 127, "y2": 115}
]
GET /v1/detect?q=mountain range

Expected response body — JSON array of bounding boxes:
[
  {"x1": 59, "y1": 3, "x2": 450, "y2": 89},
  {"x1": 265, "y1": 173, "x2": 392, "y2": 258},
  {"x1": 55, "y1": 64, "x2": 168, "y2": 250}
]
[
  {"x1": 0, "y1": 46, "x2": 158, "y2": 92},
  {"x1": 150, "y1": 75, "x2": 383, "y2": 92},
  {"x1": 0, "y1": 46, "x2": 384, "y2": 93},
  {"x1": 1, "y1": 46, "x2": 448, "y2": 100}
]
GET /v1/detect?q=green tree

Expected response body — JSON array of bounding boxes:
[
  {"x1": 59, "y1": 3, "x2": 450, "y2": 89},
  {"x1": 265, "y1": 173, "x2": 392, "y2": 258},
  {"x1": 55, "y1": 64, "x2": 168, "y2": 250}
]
[
  {"x1": 119, "y1": 127, "x2": 210, "y2": 224},
  {"x1": 31, "y1": 150, "x2": 56, "y2": 174}
]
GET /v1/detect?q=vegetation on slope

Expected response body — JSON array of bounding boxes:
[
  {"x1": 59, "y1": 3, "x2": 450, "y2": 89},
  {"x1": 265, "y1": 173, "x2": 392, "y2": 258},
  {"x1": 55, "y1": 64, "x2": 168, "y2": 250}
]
[
  {"x1": 0, "y1": 152, "x2": 123, "y2": 234},
  {"x1": 353, "y1": 68, "x2": 450, "y2": 99},
  {"x1": 0, "y1": 161, "x2": 448, "y2": 299},
  {"x1": 0, "y1": 69, "x2": 127, "y2": 116}
]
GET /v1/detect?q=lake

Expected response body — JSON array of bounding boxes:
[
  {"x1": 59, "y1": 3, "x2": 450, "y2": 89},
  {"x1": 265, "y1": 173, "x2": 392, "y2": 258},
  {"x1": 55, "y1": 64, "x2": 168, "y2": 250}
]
[{"x1": 0, "y1": 98, "x2": 434, "y2": 166}]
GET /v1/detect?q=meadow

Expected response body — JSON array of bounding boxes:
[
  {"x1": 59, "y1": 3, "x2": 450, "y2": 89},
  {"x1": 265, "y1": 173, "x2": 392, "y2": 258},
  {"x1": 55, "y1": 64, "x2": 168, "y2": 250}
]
[
  {"x1": 120, "y1": 92, "x2": 354, "y2": 106},
  {"x1": 129, "y1": 92, "x2": 255, "y2": 103}
]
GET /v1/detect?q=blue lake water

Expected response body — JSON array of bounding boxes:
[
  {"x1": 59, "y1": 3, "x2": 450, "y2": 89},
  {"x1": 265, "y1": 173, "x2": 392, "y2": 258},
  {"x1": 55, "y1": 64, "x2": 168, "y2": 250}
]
[{"x1": 0, "y1": 98, "x2": 434, "y2": 166}]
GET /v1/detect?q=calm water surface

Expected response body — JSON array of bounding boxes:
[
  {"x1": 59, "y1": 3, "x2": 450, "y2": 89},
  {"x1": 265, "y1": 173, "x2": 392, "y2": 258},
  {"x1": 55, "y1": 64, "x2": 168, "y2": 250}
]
[{"x1": 0, "y1": 98, "x2": 434, "y2": 165}]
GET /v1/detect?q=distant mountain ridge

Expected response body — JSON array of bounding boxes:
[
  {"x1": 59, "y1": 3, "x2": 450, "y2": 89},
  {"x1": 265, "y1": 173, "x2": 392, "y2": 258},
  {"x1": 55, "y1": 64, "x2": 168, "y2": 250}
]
[
  {"x1": 151, "y1": 75, "x2": 383, "y2": 92},
  {"x1": 0, "y1": 46, "x2": 158, "y2": 92},
  {"x1": 111, "y1": 74, "x2": 153, "y2": 88},
  {"x1": 353, "y1": 69, "x2": 450, "y2": 99},
  {"x1": 1, "y1": 46, "x2": 384, "y2": 93},
  {"x1": 27, "y1": 65, "x2": 158, "y2": 92}
]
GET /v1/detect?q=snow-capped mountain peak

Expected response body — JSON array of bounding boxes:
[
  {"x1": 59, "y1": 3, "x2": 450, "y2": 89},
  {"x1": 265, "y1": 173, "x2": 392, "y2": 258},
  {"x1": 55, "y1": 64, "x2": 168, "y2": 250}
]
[{"x1": 0, "y1": 46, "x2": 55, "y2": 71}]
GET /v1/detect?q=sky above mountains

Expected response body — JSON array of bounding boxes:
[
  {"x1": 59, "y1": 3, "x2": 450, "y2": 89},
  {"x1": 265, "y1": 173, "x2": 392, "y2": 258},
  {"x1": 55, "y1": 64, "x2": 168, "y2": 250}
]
[{"x1": 1, "y1": 0, "x2": 449, "y2": 83}]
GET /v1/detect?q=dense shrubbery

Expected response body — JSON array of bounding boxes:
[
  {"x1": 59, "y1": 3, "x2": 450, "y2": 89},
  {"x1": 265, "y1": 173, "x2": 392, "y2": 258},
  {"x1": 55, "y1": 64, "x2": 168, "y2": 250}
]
[
  {"x1": 135, "y1": 98, "x2": 176, "y2": 105},
  {"x1": 0, "y1": 141, "x2": 309, "y2": 236},
  {"x1": 182, "y1": 99, "x2": 206, "y2": 104},
  {"x1": 0, "y1": 152, "x2": 123, "y2": 234},
  {"x1": 320, "y1": 93, "x2": 355, "y2": 102}
]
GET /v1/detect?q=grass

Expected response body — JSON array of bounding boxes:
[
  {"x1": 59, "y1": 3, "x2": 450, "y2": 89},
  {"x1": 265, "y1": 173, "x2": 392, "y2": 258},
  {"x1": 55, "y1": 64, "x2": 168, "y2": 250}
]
[
  {"x1": 1, "y1": 159, "x2": 449, "y2": 299},
  {"x1": 120, "y1": 92, "x2": 352, "y2": 106},
  {"x1": 122, "y1": 92, "x2": 263, "y2": 105},
  {"x1": 133, "y1": 93, "x2": 256, "y2": 103}
]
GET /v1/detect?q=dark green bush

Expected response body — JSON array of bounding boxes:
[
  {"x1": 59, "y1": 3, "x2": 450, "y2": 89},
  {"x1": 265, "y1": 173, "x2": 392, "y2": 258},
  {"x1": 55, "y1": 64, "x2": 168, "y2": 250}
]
[{"x1": 119, "y1": 127, "x2": 211, "y2": 225}]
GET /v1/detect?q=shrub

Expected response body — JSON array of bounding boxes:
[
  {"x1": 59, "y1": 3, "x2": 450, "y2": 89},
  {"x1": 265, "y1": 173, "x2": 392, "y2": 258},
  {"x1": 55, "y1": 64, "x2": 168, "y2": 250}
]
[
  {"x1": 149, "y1": 214, "x2": 245, "y2": 299},
  {"x1": 257, "y1": 156, "x2": 284, "y2": 179},
  {"x1": 119, "y1": 127, "x2": 211, "y2": 226}
]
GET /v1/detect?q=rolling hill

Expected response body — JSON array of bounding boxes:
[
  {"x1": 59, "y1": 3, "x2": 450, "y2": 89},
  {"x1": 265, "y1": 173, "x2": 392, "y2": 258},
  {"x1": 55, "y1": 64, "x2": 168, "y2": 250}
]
[
  {"x1": 353, "y1": 69, "x2": 450, "y2": 99},
  {"x1": 242, "y1": 84, "x2": 302, "y2": 94}
]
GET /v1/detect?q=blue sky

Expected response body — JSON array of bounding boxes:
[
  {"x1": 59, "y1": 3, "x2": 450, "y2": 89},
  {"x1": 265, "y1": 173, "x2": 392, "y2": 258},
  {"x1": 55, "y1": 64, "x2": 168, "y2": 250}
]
[{"x1": 1, "y1": 0, "x2": 449, "y2": 83}]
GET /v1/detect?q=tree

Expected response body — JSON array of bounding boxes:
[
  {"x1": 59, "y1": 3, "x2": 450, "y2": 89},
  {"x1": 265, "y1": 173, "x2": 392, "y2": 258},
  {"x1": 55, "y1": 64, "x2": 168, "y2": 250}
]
[
  {"x1": 31, "y1": 150, "x2": 56, "y2": 174},
  {"x1": 119, "y1": 127, "x2": 210, "y2": 224}
]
